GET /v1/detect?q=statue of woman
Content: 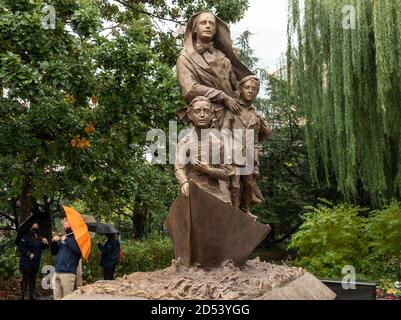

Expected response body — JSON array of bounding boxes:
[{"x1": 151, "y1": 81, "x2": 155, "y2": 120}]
[{"x1": 176, "y1": 11, "x2": 253, "y2": 127}]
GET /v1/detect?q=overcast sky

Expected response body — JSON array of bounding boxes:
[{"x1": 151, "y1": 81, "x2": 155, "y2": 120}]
[
  {"x1": 149, "y1": 0, "x2": 289, "y2": 73},
  {"x1": 231, "y1": 0, "x2": 288, "y2": 72}
]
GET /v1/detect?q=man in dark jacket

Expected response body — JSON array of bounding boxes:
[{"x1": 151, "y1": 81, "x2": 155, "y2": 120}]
[
  {"x1": 97, "y1": 234, "x2": 120, "y2": 280},
  {"x1": 18, "y1": 222, "x2": 49, "y2": 300},
  {"x1": 51, "y1": 218, "x2": 81, "y2": 300}
]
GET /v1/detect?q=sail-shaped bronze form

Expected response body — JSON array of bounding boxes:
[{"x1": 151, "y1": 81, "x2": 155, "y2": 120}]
[{"x1": 166, "y1": 182, "x2": 271, "y2": 268}]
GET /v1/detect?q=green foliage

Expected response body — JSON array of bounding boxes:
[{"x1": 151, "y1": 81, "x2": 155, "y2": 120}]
[
  {"x1": 367, "y1": 201, "x2": 401, "y2": 260},
  {"x1": 71, "y1": 0, "x2": 103, "y2": 38},
  {"x1": 234, "y1": 31, "x2": 258, "y2": 71},
  {"x1": 118, "y1": 236, "x2": 173, "y2": 275},
  {"x1": 361, "y1": 254, "x2": 401, "y2": 282},
  {"x1": 363, "y1": 202, "x2": 401, "y2": 280},
  {"x1": 0, "y1": 0, "x2": 248, "y2": 235},
  {"x1": 171, "y1": 0, "x2": 249, "y2": 23},
  {"x1": 289, "y1": 200, "x2": 401, "y2": 281},
  {"x1": 0, "y1": 247, "x2": 19, "y2": 278},
  {"x1": 288, "y1": 200, "x2": 369, "y2": 278},
  {"x1": 82, "y1": 236, "x2": 173, "y2": 282},
  {"x1": 287, "y1": 0, "x2": 401, "y2": 205}
]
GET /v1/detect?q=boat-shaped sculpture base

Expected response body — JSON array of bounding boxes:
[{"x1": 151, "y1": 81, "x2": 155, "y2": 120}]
[{"x1": 166, "y1": 182, "x2": 271, "y2": 268}]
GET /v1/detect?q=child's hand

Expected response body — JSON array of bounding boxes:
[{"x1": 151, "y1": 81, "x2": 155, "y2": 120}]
[
  {"x1": 192, "y1": 158, "x2": 212, "y2": 174},
  {"x1": 253, "y1": 167, "x2": 260, "y2": 177},
  {"x1": 223, "y1": 96, "x2": 242, "y2": 115},
  {"x1": 181, "y1": 182, "x2": 189, "y2": 197}
]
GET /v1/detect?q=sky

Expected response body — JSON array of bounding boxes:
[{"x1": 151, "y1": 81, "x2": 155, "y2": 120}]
[
  {"x1": 230, "y1": 0, "x2": 289, "y2": 72},
  {"x1": 109, "y1": 0, "x2": 289, "y2": 73}
]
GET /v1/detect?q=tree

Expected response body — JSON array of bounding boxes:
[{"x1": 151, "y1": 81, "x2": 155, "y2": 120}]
[
  {"x1": 0, "y1": 0, "x2": 250, "y2": 236},
  {"x1": 233, "y1": 31, "x2": 328, "y2": 246},
  {"x1": 1, "y1": 0, "x2": 100, "y2": 224},
  {"x1": 287, "y1": 0, "x2": 401, "y2": 205}
]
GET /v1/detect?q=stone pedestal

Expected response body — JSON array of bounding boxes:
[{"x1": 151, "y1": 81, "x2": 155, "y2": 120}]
[{"x1": 63, "y1": 259, "x2": 336, "y2": 300}]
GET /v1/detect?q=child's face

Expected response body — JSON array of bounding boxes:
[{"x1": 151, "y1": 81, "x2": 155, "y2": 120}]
[
  {"x1": 189, "y1": 101, "x2": 212, "y2": 129},
  {"x1": 240, "y1": 80, "x2": 260, "y2": 102}
]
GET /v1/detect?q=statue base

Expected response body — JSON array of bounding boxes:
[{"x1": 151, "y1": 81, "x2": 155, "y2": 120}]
[
  {"x1": 166, "y1": 182, "x2": 271, "y2": 268},
  {"x1": 64, "y1": 258, "x2": 336, "y2": 300}
]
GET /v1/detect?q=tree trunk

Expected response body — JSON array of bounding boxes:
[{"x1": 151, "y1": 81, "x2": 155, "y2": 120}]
[
  {"x1": 19, "y1": 176, "x2": 33, "y2": 223},
  {"x1": 10, "y1": 198, "x2": 19, "y2": 229},
  {"x1": 132, "y1": 195, "x2": 145, "y2": 240}
]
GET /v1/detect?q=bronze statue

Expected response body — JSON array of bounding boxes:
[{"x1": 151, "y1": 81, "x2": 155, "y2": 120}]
[
  {"x1": 167, "y1": 12, "x2": 272, "y2": 268},
  {"x1": 222, "y1": 75, "x2": 272, "y2": 217},
  {"x1": 176, "y1": 11, "x2": 253, "y2": 127},
  {"x1": 174, "y1": 96, "x2": 233, "y2": 204}
]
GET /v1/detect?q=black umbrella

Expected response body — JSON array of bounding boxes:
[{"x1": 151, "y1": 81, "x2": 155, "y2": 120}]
[
  {"x1": 15, "y1": 213, "x2": 51, "y2": 245},
  {"x1": 86, "y1": 222, "x2": 119, "y2": 234}
]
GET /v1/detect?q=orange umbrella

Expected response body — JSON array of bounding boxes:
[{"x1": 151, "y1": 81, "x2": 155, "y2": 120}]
[{"x1": 63, "y1": 206, "x2": 92, "y2": 261}]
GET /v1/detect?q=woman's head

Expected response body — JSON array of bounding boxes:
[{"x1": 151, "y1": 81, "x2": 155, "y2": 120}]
[
  {"x1": 192, "y1": 12, "x2": 217, "y2": 42},
  {"x1": 30, "y1": 222, "x2": 40, "y2": 234},
  {"x1": 31, "y1": 222, "x2": 39, "y2": 230},
  {"x1": 107, "y1": 233, "x2": 116, "y2": 241}
]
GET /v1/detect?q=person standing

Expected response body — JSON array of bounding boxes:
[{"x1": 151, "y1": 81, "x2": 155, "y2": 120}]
[
  {"x1": 51, "y1": 218, "x2": 81, "y2": 300},
  {"x1": 18, "y1": 222, "x2": 49, "y2": 300},
  {"x1": 97, "y1": 234, "x2": 120, "y2": 280}
]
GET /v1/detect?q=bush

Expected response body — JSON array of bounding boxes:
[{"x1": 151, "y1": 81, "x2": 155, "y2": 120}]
[
  {"x1": 363, "y1": 202, "x2": 401, "y2": 280},
  {"x1": 367, "y1": 201, "x2": 401, "y2": 260},
  {"x1": 0, "y1": 247, "x2": 19, "y2": 279},
  {"x1": 117, "y1": 236, "x2": 173, "y2": 276},
  {"x1": 82, "y1": 236, "x2": 173, "y2": 282},
  {"x1": 288, "y1": 200, "x2": 369, "y2": 279}
]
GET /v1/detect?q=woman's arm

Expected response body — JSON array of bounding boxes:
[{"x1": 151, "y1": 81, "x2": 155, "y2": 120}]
[
  {"x1": 98, "y1": 242, "x2": 113, "y2": 255},
  {"x1": 19, "y1": 237, "x2": 32, "y2": 258}
]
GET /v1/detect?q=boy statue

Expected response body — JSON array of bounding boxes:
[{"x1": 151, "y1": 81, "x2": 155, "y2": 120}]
[{"x1": 222, "y1": 75, "x2": 272, "y2": 218}]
